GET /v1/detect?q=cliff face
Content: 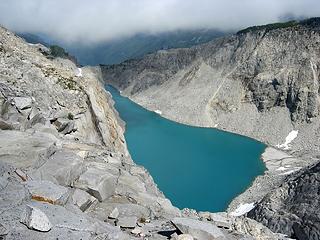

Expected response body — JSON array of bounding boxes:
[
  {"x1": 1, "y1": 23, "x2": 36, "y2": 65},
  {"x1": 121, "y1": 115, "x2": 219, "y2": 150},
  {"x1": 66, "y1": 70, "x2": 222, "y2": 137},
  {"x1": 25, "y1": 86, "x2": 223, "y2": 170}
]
[
  {"x1": 248, "y1": 161, "x2": 320, "y2": 240},
  {"x1": 101, "y1": 18, "x2": 320, "y2": 156}
]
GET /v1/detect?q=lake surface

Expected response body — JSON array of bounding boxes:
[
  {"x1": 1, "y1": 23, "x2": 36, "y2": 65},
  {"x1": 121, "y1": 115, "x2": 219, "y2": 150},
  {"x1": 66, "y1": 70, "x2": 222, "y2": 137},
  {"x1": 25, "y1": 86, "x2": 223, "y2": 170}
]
[{"x1": 107, "y1": 85, "x2": 266, "y2": 212}]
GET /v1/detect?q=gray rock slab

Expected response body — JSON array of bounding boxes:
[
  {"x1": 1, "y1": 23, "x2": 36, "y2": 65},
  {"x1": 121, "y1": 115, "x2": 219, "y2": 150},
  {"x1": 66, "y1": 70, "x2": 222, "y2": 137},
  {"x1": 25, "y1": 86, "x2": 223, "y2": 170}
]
[
  {"x1": 0, "y1": 130, "x2": 56, "y2": 168},
  {"x1": 0, "y1": 118, "x2": 13, "y2": 130},
  {"x1": 172, "y1": 217, "x2": 226, "y2": 240},
  {"x1": 109, "y1": 207, "x2": 120, "y2": 219},
  {"x1": 26, "y1": 180, "x2": 69, "y2": 205},
  {"x1": 202, "y1": 212, "x2": 232, "y2": 229},
  {"x1": 72, "y1": 189, "x2": 96, "y2": 211},
  {"x1": 74, "y1": 167, "x2": 116, "y2": 201},
  {"x1": 0, "y1": 223, "x2": 9, "y2": 237},
  {"x1": 117, "y1": 216, "x2": 137, "y2": 228},
  {"x1": 5, "y1": 201, "x2": 128, "y2": 240},
  {"x1": 20, "y1": 205, "x2": 52, "y2": 232},
  {"x1": 31, "y1": 150, "x2": 84, "y2": 186},
  {"x1": 176, "y1": 234, "x2": 194, "y2": 240},
  {"x1": 13, "y1": 97, "x2": 32, "y2": 110}
]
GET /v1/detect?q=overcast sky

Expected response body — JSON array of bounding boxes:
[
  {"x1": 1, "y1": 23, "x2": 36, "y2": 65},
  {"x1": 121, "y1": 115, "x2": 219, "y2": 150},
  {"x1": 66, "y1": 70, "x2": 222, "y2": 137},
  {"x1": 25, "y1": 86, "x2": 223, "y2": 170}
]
[{"x1": 0, "y1": 0, "x2": 319, "y2": 44}]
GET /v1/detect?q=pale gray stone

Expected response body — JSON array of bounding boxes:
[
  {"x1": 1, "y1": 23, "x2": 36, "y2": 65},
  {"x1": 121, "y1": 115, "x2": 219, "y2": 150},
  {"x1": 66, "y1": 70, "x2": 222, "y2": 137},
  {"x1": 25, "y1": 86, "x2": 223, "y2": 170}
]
[
  {"x1": 0, "y1": 118, "x2": 13, "y2": 130},
  {"x1": 72, "y1": 189, "x2": 96, "y2": 211},
  {"x1": 20, "y1": 205, "x2": 52, "y2": 232},
  {"x1": 177, "y1": 234, "x2": 194, "y2": 240},
  {"x1": 74, "y1": 167, "x2": 117, "y2": 201},
  {"x1": 0, "y1": 130, "x2": 56, "y2": 168},
  {"x1": 117, "y1": 216, "x2": 137, "y2": 228},
  {"x1": 209, "y1": 212, "x2": 232, "y2": 229},
  {"x1": 32, "y1": 150, "x2": 84, "y2": 186},
  {"x1": 109, "y1": 207, "x2": 120, "y2": 219},
  {"x1": 13, "y1": 97, "x2": 32, "y2": 110},
  {"x1": 26, "y1": 180, "x2": 69, "y2": 205},
  {"x1": 0, "y1": 223, "x2": 8, "y2": 237},
  {"x1": 172, "y1": 217, "x2": 226, "y2": 240}
]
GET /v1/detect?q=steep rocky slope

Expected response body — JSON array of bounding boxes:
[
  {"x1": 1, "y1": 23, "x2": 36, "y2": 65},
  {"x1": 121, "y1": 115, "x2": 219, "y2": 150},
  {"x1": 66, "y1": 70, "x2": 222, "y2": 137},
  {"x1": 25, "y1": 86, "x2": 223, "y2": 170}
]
[
  {"x1": 101, "y1": 18, "x2": 320, "y2": 157},
  {"x1": 0, "y1": 27, "x2": 287, "y2": 239},
  {"x1": 248, "y1": 161, "x2": 320, "y2": 240}
]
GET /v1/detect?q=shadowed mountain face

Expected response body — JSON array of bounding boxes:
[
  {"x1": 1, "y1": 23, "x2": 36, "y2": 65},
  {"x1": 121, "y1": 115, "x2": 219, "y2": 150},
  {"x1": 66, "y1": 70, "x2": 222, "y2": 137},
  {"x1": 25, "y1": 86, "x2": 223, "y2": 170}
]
[
  {"x1": 248, "y1": 161, "x2": 320, "y2": 240},
  {"x1": 101, "y1": 18, "x2": 320, "y2": 154},
  {"x1": 18, "y1": 29, "x2": 228, "y2": 66}
]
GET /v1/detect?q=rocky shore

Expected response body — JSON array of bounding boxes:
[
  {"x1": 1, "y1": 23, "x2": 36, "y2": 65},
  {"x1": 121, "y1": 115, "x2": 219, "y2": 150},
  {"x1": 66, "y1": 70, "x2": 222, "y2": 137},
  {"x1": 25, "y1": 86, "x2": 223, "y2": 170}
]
[{"x1": 0, "y1": 26, "x2": 294, "y2": 240}]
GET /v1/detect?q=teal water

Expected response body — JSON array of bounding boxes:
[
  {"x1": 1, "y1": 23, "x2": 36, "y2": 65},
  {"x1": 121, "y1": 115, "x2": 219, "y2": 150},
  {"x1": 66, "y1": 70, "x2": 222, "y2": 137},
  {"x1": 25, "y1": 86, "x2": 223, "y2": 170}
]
[{"x1": 107, "y1": 85, "x2": 266, "y2": 212}]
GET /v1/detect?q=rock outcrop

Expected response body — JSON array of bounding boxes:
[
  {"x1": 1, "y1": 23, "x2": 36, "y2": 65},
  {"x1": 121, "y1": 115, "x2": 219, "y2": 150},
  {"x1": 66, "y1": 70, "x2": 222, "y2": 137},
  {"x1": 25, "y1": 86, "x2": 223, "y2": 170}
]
[
  {"x1": 247, "y1": 161, "x2": 320, "y2": 240},
  {"x1": 0, "y1": 26, "x2": 284, "y2": 239}
]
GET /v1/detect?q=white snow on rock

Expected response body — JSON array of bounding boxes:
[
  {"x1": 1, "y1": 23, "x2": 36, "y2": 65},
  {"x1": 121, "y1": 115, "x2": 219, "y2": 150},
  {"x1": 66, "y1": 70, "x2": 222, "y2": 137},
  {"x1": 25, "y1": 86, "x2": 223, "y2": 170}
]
[
  {"x1": 154, "y1": 110, "x2": 162, "y2": 115},
  {"x1": 276, "y1": 166, "x2": 288, "y2": 171},
  {"x1": 276, "y1": 130, "x2": 298, "y2": 150},
  {"x1": 76, "y1": 68, "x2": 82, "y2": 77},
  {"x1": 20, "y1": 205, "x2": 52, "y2": 232},
  {"x1": 280, "y1": 170, "x2": 297, "y2": 176},
  {"x1": 230, "y1": 203, "x2": 255, "y2": 217}
]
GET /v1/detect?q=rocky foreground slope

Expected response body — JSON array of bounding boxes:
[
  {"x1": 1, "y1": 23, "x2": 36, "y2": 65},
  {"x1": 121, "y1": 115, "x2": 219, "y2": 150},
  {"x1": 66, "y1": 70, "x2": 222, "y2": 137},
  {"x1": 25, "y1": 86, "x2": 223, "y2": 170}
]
[
  {"x1": 101, "y1": 18, "x2": 320, "y2": 239},
  {"x1": 0, "y1": 27, "x2": 290, "y2": 239}
]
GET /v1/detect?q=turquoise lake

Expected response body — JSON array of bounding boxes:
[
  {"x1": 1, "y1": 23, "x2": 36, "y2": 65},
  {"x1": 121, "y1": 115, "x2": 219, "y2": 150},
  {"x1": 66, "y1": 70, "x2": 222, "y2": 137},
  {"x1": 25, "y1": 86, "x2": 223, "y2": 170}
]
[{"x1": 107, "y1": 85, "x2": 266, "y2": 212}]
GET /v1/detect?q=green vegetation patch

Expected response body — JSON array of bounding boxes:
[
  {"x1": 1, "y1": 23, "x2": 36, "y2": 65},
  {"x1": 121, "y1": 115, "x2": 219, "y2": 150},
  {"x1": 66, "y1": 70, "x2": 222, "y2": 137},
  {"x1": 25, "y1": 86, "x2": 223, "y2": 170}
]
[
  {"x1": 237, "y1": 20, "x2": 299, "y2": 34},
  {"x1": 49, "y1": 45, "x2": 69, "y2": 58}
]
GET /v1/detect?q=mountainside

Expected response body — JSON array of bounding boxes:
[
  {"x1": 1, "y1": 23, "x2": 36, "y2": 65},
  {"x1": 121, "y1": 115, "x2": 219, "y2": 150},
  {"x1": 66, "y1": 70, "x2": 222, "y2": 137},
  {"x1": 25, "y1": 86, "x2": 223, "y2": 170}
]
[
  {"x1": 101, "y1": 18, "x2": 320, "y2": 157},
  {"x1": 248, "y1": 161, "x2": 320, "y2": 239},
  {"x1": 19, "y1": 29, "x2": 227, "y2": 66},
  {"x1": 0, "y1": 27, "x2": 286, "y2": 239},
  {"x1": 101, "y1": 18, "x2": 320, "y2": 239}
]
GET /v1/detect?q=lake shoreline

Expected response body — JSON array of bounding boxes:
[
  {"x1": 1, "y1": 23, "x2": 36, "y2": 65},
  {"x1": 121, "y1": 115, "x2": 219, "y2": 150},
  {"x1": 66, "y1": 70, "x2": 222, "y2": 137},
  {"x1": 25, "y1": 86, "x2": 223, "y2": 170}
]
[{"x1": 108, "y1": 84, "x2": 314, "y2": 215}]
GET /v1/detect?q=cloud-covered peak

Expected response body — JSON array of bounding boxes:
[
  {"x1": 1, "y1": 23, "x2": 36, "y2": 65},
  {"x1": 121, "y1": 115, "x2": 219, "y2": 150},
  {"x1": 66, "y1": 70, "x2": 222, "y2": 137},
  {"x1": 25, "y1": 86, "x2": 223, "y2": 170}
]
[{"x1": 0, "y1": 0, "x2": 319, "y2": 44}]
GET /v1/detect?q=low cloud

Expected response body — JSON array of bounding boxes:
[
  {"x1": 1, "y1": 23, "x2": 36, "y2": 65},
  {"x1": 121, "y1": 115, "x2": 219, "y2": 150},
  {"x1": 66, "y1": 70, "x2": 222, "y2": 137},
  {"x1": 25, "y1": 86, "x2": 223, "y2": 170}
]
[{"x1": 0, "y1": 0, "x2": 319, "y2": 44}]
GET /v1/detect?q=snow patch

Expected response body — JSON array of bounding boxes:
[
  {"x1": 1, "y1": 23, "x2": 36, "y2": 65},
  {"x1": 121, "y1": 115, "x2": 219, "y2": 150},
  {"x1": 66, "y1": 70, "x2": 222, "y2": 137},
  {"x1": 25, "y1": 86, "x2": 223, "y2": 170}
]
[
  {"x1": 280, "y1": 170, "x2": 297, "y2": 176},
  {"x1": 76, "y1": 68, "x2": 82, "y2": 77},
  {"x1": 276, "y1": 130, "x2": 298, "y2": 150},
  {"x1": 276, "y1": 167, "x2": 288, "y2": 171},
  {"x1": 154, "y1": 110, "x2": 162, "y2": 115},
  {"x1": 230, "y1": 202, "x2": 255, "y2": 217}
]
